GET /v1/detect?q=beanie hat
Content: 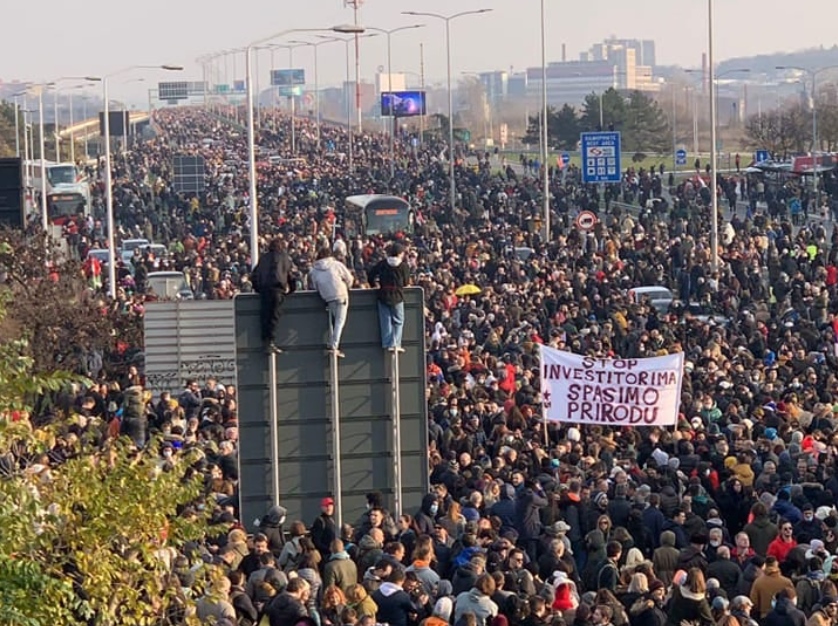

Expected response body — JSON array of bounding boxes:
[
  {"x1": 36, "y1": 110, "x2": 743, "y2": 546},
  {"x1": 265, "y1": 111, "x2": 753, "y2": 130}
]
[{"x1": 434, "y1": 597, "x2": 453, "y2": 622}]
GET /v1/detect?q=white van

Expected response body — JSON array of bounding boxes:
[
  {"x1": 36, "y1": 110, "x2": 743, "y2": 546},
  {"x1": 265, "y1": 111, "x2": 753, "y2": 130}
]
[{"x1": 147, "y1": 271, "x2": 194, "y2": 300}]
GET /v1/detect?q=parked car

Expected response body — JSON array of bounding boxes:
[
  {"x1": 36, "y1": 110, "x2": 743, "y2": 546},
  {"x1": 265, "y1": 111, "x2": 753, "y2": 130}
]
[
  {"x1": 627, "y1": 285, "x2": 674, "y2": 314},
  {"x1": 146, "y1": 271, "x2": 193, "y2": 300}
]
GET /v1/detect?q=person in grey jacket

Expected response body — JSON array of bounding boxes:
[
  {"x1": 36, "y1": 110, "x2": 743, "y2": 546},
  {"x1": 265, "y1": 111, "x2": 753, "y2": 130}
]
[
  {"x1": 454, "y1": 574, "x2": 499, "y2": 626},
  {"x1": 308, "y1": 247, "x2": 354, "y2": 358}
]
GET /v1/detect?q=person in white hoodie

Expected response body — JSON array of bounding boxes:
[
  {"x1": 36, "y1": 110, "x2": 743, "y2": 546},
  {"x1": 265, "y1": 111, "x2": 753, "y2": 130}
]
[{"x1": 309, "y1": 247, "x2": 355, "y2": 357}]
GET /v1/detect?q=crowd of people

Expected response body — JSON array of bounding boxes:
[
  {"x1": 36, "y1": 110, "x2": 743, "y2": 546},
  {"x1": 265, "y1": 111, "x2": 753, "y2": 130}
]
[{"x1": 22, "y1": 100, "x2": 838, "y2": 626}]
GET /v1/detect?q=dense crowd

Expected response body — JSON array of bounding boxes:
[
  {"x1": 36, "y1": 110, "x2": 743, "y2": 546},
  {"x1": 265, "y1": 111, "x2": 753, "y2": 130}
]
[{"x1": 25, "y1": 101, "x2": 838, "y2": 626}]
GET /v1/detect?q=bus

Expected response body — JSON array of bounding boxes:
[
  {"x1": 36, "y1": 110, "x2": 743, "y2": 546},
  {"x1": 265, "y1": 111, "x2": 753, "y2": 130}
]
[
  {"x1": 30, "y1": 162, "x2": 91, "y2": 225},
  {"x1": 344, "y1": 194, "x2": 414, "y2": 238}
]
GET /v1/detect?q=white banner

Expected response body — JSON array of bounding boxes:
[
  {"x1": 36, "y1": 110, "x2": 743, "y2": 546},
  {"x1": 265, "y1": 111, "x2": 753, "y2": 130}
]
[{"x1": 540, "y1": 346, "x2": 684, "y2": 426}]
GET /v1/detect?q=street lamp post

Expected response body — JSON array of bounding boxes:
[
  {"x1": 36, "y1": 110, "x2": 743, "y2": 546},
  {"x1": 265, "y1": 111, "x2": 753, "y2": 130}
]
[
  {"x1": 365, "y1": 25, "x2": 425, "y2": 180},
  {"x1": 95, "y1": 66, "x2": 180, "y2": 298},
  {"x1": 776, "y1": 64, "x2": 838, "y2": 208},
  {"x1": 540, "y1": 0, "x2": 549, "y2": 239},
  {"x1": 286, "y1": 39, "x2": 336, "y2": 151},
  {"x1": 317, "y1": 33, "x2": 377, "y2": 176},
  {"x1": 707, "y1": 0, "x2": 720, "y2": 277},
  {"x1": 242, "y1": 25, "x2": 364, "y2": 266},
  {"x1": 402, "y1": 9, "x2": 492, "y2": 212}
]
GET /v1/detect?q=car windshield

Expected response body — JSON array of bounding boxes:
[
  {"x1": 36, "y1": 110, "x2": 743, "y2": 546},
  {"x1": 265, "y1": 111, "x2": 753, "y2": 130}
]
[{"x1": 47, "y1": 166, "x2": 76, "y2": 186}]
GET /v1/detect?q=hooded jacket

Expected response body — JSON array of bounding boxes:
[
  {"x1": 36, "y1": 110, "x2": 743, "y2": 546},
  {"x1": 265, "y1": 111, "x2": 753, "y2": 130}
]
[
  {"x1": 762, "y1": 597, "x2": 806, "y2": 626},
  {"x1": 414, "y1": 494, "x2": 438, "y2": 537},
  {"x1": 652, "y1": 531, "x2": 680, "y2": 587},
  {"x1": 744, "y1": 515, "x2": 779, "y2": 557},
  {"x1": 372, "y1": 581, "x2": 416, "y2": 626},
  {"x1": 264, "y1": 591, "x2": 307, "y2": 626},
  {"x1": 490, "y1": 484, "x2": 517, "y2": 532},
  {"x1": 309, "y1": 256, "x2": 353, "y2": 303},
  {"x1": 665, "y1": 585, "x2": 713, "y2": 626},
  {"x1": 368, "y1": 256, "x2": 410, "y2": 306},
  {"x1": 260, "y1": 505, "x2": 287, "y2": 556},
  {"x1": 454, "y1": 588, "x2": 498, "y2": 626}
]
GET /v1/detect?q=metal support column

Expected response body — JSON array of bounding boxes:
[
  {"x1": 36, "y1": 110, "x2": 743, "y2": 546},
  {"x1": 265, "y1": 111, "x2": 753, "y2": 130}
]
[
  {"x1": 269, "y1": 352, "x2": 281, "y2": 507},
  {"x1": 329, "y1": 350, "x2": 343, "y2": 529},
  {"x1": 391, "y1": 351, "x2": 403, "y2": 518}
]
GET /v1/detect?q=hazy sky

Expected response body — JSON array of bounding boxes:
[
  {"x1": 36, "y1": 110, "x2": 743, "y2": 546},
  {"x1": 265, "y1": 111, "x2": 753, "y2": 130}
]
[{"x1": 3, "y1": 0, "x2": 838, "y2": 101}]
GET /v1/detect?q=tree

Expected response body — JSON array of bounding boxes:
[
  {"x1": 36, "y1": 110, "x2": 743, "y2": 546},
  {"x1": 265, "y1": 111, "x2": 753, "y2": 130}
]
[
  {"x1": 524, "y1": 104, "x2": 581, "y2": 151},
  {"x1": 0, "y1": 101, "x2": 22, "y2": 158},
  {"x1": 0, "y1": 228, "x2": 143, "y2": 377},
  {"x1": 745, "y1": 104, "x2": 810, "y2": 154},
  {"x1": 579, "y1": 89, "x2": 671, "y2": 153},
  {"x1": 579, "y1": 88, "x2": 627, "y2": 133},
  {"x1": 0, "y1": 291, "x2": 217, "y2": 624},
  {"x1": 623, "y1": 91, "x2": 671, "y2": 153}
]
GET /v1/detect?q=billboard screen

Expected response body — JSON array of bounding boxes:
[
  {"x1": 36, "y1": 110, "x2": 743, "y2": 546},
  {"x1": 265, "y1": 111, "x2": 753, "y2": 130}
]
[
  {"x1": 270, "y1": 69, "x2": 305, "y2": 86},
  {"x1": 381, "y1": 91, "x2": 427, "y2": 118}
]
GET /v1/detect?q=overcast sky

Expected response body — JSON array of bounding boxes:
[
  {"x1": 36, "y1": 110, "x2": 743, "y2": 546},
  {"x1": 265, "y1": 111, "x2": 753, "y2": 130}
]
[{"x1": 3, "y1": 0, "x2": 838, "y2": 101}]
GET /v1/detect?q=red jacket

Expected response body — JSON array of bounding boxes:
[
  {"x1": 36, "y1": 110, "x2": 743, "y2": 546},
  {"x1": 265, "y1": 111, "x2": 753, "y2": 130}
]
[{"x1": 766, "y1": 537, "x2": 797, "y2": 562}]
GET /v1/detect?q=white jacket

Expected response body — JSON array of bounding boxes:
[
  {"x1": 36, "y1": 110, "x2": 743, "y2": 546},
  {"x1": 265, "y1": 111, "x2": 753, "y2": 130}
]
[{"x1": 309, "y1": 257, "x2": 353, "y2": 303}]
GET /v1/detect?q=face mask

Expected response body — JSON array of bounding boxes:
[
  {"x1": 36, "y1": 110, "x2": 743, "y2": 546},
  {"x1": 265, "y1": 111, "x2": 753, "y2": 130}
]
[
  {"x1": 710, "y1": 540, "x2": 721, "y2": 547},
  {"x1": 450, "y1": 409, "x2": 459, "y2": 417},
  {"x1": 386, "y1": 255, "x2": 403, "y2": 267},
  {"x1": 805, "y1": 514, "x2": 814, "y2": 522},
  {"x1": 429, "y1": 504, "x2": 439, "y2": 516}
]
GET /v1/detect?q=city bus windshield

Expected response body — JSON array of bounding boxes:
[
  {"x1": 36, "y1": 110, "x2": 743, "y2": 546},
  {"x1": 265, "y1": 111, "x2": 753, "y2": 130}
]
[{"x1": 47, "y1": 165, "x2": 77, "y2": 186}]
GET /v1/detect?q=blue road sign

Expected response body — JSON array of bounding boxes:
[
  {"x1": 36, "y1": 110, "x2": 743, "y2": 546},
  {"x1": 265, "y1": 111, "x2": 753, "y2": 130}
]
[
  {"x1": 581, "y1": 132, "x2": 621, "y2": 184},
  {"x1": 754, "y1": 149, "x2": 770, "y2": 163},
  {"x1": 561, "y1": 152, "x2": 571, "y2": 166},
  {"x1": 675, "y1": 149, "x2": 687, "y2": 166}
]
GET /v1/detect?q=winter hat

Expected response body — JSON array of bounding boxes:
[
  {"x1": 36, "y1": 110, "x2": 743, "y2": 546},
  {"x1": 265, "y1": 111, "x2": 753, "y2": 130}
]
[
  {"x1": 648, "y1": 579, "x2": 665, "y2": 593},
  {"x1": 567, "y1": 427, "x2": 581, "y2": 442},
  {"x1": 712, "y1": 597, "x2": 729, "y2": 611},
  {"x1": 434, "y1": 597, "x2": 453, "y2": 622},
  {"x1": 594, "y1": 492, "x2": 608, "y2": 507}
]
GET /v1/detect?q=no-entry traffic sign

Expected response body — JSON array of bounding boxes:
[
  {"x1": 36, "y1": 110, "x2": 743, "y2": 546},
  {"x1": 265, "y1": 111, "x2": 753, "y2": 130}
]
[{"x1": 575, "y1": 210, "x2": 598, "y2": 231}]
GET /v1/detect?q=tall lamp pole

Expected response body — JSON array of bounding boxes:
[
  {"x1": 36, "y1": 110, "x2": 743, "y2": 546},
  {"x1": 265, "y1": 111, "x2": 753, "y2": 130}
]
[
  {"x1": 366, "y1": 25, "x2": 425, "y2": 180},
  {"x1": 402, "y1": 9, "x2": 492, "y2": 212},
  {"x1": 708, "y1": 0, "x2": 720, "y2": 277},
  {"x1": 241, "y1": 25, "x2": 365, "y2": 265},
  {"x1": 94, "y1": 66, "x2": 181, "y2": 298},
  {"x1": 540, "y1": 0, "x2": 549, "y2": 239}
]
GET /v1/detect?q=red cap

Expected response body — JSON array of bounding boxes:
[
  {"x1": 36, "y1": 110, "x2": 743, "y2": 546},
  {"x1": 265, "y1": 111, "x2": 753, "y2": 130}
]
[{"x1": 321, "y1": 497, "x2": 335, "y2": 507}]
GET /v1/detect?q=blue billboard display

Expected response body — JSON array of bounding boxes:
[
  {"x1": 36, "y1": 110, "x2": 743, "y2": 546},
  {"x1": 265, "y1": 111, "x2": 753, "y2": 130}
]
[
  {"x1": 381, "y1": 91, "x2": 427, "y2": 118},
  {"x1": 270, "y1": 69, "x2": 306, "y2": 86}
]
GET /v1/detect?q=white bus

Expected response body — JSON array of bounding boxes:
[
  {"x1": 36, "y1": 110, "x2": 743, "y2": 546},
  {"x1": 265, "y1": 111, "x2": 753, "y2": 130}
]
[{"x1": 29, "y1": 161, "x2": 92, "y2": 225}]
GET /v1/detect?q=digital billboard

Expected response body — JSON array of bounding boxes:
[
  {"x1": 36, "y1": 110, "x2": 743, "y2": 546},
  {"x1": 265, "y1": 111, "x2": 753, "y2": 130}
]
[{"x1": 381, "y1": 91, "x2": 427, "y2": 118}]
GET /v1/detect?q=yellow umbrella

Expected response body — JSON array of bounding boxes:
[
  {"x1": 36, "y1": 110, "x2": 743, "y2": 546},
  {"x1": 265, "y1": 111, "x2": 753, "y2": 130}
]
[{"x1": 455, "y1": 284, "x2": 482, "y2": 297}]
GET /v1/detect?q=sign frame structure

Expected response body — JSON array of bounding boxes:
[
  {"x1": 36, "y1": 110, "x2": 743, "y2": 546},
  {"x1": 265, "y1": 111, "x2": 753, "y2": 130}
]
[
  {"x1": 270, "y1": 69, "x2": 306, "y2": 87},
  {"x1": 172, "y1": 155, "x2": 206, "y2": 194},
  {"x1": 158, "y1": 81, "x2": 189, "y2": 101},
  {"x1": 0, "y1": 157, "x2": 23, "y2": 229},
  {"x1": 754, "y1": 150, "x2": 770, "y2": 164},
  {"x1": 540, "y1": 345, "x2": 684, "y2": 427},
  {"x1": 235, "y1": 288, "x2": 429, "y2": 530},
  {"x1": 675, "y1": 149, "x2": 688, "y2": 167},
  {"x1": 561, "y1": 153, "x2": 571, "y2": 167},
  {"x1": 580, "y1": 131, "x2": 622, "y2": 184}
]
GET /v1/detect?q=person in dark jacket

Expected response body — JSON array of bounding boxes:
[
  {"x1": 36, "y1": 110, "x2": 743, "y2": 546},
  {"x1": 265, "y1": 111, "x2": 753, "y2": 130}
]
[
  {"x1": 259, "y1": 505, "x2": 288, "y2": 557},
  {"x1": 367, "y1": 242, "x2": 410, "y2": 352},
  {"x1": 678, "y1": 534, "x2": 709, "y2": 574},
  {"x1": 707, "y1": 546, "x2": 741, "y2": 600},
  {"x1": 629, "y1": 579, "x2": 667, "y2": 626},
  {"x1": 515, "y1": 480, "x2": 548, "y2": 562},
  {"x1": 252, "y1": 237, "x2": 295, "y2": 353},
  {"x1": 762, "y1": 589, "x2": 805, "y2": 626},
  {"x1": 264, "y1": 577, "x2": 310, "y2": 626},
  {"x1": 662, "y1": 509, "x2": 689, "y2": 550},
  {"x1": 371, "y1": 568, "x2": 419, "y2": 626},
  {"x1": 607, "y1": 484, "x2": 631, "y2": 529},
  {"x1": 311, "y1": 497, "x2": 338, "y2": 558},
  {"x1": 414, "y1": 494, "x2": 438, "y2": 537},
  {"x1": 229, "y1": 571, "x2": 259, "y2": 626},
  {"x1": 490, "y1": 484, "x2": 517, "y2": 533},
  {"x1": 641, "y1": 494, "x2": 666, "y2": 550}
]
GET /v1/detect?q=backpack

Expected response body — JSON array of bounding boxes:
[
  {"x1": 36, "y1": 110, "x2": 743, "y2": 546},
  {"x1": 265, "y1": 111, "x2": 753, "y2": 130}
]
[{"x1": 596, "y1": 561, "x2": 619, "y2": 591}]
